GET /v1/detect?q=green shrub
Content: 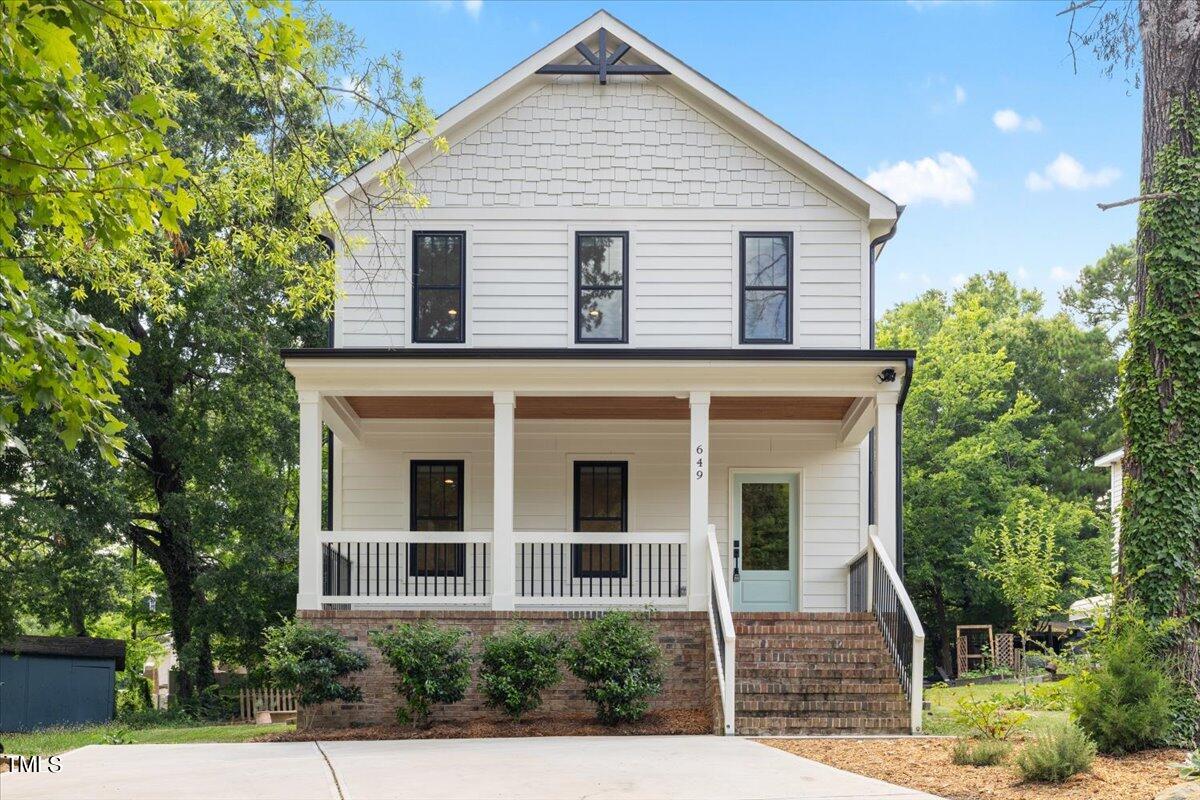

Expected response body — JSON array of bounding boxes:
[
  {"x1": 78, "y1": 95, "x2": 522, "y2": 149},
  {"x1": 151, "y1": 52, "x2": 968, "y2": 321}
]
[
  {"x1": 1015, "y1": 721, "x2": 1096, "y2": 783},
  {"x1": 263, "y1": 618, "x2": 368, "y2": 729},
  {"x1": 1072, "y1": 624, "x2": 1174, "y2": 753},
  {"x1": 371, "y1": 622, "x2": 472, "y2": 727},
  {"x1": 478, "y1": 623, "x2": 565, "y2": 720},
  {"x1": 566, "y1": 611, "x2": 664, "y2": 724},
  {"x1": 950, "y1": 696, "x2": 1028, "y2": 740},
  {"x1": 950, "y1": 738, "x2": 1011, "y2": 766},
  {"x1": 1026, "y1": 681, "x2": 1070, "y2": 711}
]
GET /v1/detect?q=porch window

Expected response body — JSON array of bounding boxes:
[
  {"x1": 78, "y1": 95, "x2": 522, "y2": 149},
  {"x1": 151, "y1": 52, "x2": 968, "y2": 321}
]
[
  {"x1": 572, "y1": 461, "x2": 628, "y2": 578},
  {"x1": 412, "y1": 232, "x2": 466, "y2": 343},
  {"x1": 409, "y1": 460, "x2": 465, "y2": 577},
  {"x1": 740, "y1": 232, "x2": 792, "y2": 344},
  {"x1": 576, "y1": 232, "x2": 628, "y2": 343}
]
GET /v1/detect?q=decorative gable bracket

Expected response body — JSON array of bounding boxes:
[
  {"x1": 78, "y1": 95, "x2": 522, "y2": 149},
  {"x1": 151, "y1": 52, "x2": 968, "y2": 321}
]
[{"x1": 536, "y1": 28, "x2": 669, "y2": 85}]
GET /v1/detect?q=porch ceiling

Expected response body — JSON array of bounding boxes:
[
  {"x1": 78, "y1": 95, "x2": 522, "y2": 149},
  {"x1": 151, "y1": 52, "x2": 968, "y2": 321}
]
[{"x1": 343, "y1": 395, "x2": 855, "y2": 420}]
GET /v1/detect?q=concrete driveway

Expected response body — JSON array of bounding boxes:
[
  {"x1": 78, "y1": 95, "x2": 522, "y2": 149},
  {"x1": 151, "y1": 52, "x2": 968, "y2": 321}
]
[{"x1": 0, "y1": 736, "x2": 943, "y2": 800}]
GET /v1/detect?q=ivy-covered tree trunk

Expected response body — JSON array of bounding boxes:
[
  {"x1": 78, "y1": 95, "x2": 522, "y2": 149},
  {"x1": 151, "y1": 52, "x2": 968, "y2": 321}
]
[{"x1": 1119, "y1": 0, "x2": 1200, "y2": 695}]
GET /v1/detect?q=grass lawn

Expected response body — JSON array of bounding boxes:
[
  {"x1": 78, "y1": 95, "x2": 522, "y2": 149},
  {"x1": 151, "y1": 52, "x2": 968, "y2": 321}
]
[
  {"x1": 923, "y1": 679, "x2": 1070, "y2": 736},
  {"x1": 1, "y1": 721, "x2": 290, "y2": 756}
]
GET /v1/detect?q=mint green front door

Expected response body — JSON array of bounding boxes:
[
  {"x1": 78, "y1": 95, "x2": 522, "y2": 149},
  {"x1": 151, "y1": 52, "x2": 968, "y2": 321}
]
[{"x1": 731, "y1": 473, "x2": 799, "y2": 612}]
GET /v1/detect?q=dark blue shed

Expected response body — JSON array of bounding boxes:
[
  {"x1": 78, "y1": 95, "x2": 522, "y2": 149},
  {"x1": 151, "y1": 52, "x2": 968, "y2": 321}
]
[{"x1": 0, "y1": 636, "x2": 126, "y2": 732}]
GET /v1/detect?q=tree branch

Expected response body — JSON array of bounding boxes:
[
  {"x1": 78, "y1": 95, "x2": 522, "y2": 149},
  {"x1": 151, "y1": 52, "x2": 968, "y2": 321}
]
[{"x1": 1097, "y1": 191, "x2": 1179, "y2": 211}]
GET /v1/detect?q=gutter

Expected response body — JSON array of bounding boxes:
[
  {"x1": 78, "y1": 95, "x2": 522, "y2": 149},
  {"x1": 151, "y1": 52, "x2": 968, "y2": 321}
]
[
  {"x1": 866, "y1": 207, "x2": 904, "y2": 526},
  {"x1": 280, "y1": 346, "x2": 916, "y2": 362}
]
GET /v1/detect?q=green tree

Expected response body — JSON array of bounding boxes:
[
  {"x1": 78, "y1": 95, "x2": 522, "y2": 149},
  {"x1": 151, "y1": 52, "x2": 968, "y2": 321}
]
[
  {"x1": 2, "y1": 4, "x2": 435, "y2": 700},
  {"x1": 1059, "y1": 242, "x2": 1136, "y2": 347},
  {"x1": 880, "y1": 274, "x2": 1115, "y2": 675}
]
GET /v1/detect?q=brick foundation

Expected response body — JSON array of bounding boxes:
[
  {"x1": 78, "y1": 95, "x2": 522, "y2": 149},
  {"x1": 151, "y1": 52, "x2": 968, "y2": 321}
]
[{"x1": 297, "y1": 609, "x2": 714, "y2": 730}]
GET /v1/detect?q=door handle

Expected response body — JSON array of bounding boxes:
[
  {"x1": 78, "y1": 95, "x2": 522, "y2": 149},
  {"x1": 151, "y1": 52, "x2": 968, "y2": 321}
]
[{"x1": 732, "y1": 539, "x2": 741, "y2": 582}]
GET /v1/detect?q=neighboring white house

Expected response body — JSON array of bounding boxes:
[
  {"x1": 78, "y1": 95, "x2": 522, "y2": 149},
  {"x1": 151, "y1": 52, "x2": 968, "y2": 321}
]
[
  {"x1": 284, "y1": 11, "x2": 924, "y2": 735},
  {"x1": 1070, "y1": 447, "x2": 1124, "y2": 622}
]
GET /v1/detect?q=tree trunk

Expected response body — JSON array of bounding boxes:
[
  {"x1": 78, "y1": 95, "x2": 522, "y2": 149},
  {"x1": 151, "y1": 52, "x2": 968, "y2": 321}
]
[
  {"x1": 1121, "y1": 0, "x2": 1200, "y2": 702},
  {"x1": 930, "y1": 585, "x2": 954, "y2": 677}
]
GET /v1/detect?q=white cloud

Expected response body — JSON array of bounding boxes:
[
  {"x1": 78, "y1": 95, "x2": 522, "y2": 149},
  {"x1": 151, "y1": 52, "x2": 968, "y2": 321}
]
[
  {"x1": 951, "y1": 273, "x2": 968, "y2": 287},
  {"x1": 955, "y1": 85, "x2": 967, "y2": 104},
  {"x1": 1026, "y1": 153, "x2": 1120, "y2": 192},
  {"x1": 1016, "y1": 266, "x2": 1029, "y2": 280},
  {"x1": 993, "y1": 108, "x2": 1042, "y2": 133},
  {"x1": 431, "y1": 0, "x2": 481, "y2": 17},
  {"x1": 866, "y1": 152, "x2": 977, "y2": 206},
  {"x1": 1050, "y1": 266, "x2": 1078, "y2": 283}
]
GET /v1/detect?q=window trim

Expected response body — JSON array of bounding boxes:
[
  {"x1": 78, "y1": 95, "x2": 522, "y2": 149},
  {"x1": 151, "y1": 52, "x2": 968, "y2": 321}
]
[
  {"x1": 408, "y1": 459, "x2": 466, "y2": 577},
  {"x1": 571, "y1": 460, "x2": 629, "y2": 579},
  {"x1": 575, "y1": 231, "x2": 629, "y2": 344},
  {"x1": 739, "y1": 231, "x2": 793, "y2": 345},
  {"x1": 411, "y1": 230, "x2": 467, "y2": 345}
]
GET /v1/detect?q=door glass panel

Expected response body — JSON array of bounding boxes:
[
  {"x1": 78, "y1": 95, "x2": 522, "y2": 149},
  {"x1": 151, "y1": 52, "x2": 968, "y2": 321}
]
[{"x1": 741, "y1": 482, "x2": 790, "y2": 570}]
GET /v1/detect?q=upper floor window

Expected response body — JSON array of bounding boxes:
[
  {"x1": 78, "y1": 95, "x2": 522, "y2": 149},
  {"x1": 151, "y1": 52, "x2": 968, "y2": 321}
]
[
  {"x1": 413, "y1": 231, "x2": 465, "y2": 343},
  {"x1": 740, "y1": 232, "x2": 792, "y2": 344},
  {"x1": 576, "y1": 232, "x2": 628, "y2": 343}
]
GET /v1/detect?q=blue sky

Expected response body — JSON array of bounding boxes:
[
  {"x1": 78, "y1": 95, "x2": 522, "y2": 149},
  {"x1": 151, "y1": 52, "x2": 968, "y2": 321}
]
[{"x1": 322, "y1": 0, "x2": 1141, "y2": 315}]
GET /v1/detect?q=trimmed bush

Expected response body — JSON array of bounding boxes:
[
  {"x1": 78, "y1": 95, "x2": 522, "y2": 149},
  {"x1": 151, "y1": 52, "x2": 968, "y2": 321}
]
[
  {"x1": 566, "y1": 611, "x2": 664, "y2": 724},
  {"x1": 479, "y1": 623, "x2": 565, "y2": 719},
  {"x1": 371, "y1": 622, "x2": 472, "y2": 727},
  {"x1": 950, "y1": 738, "x2": 1011, "y2": 766},
  {"x1": 262, "y1": 618, "x2": 368, "y2": 729},
  {"x1": 1015, "y1": 721, "x2": 1096, "y2": 783},
  {"x1": 1072, "y1": 624, "x2": 1174, "y2": 753}
]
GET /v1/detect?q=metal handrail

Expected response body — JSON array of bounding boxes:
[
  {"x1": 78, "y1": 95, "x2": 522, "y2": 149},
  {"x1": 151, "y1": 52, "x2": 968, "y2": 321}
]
[
  {"x1": 706, "y1": 524, "x2": 736, "y2": 735},
  {"x1": 846, "y1": 532, "x2": 926, "y2": 733}
]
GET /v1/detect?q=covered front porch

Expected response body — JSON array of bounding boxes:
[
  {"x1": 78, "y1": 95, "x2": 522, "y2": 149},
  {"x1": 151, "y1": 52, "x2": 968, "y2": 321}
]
[{"x1": 285, "y1": 350, "x2": 912, "y2": 613}]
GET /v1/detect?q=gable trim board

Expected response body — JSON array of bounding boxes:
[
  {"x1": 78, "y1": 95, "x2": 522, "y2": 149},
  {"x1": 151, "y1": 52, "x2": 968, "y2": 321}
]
[{"x1": 316, "y1": 10, "x2": 898, "y2": 230}]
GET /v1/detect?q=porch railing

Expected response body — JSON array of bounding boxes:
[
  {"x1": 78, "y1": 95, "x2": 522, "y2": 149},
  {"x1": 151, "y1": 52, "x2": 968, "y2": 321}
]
[
  {"x1": 847, "y1": 531, "x2": 925, "y2": 733},
  {"x1": 514, "y1": 531, "x2": 688, "y2": 606},
  {"x1": 705, "y1": 524, "x2": 736, "y2": 735},
  {"x1": 319, "y1": 530, "x2": 687, "y2": 607},
  {"x1": 320, "y1": 531, "x2": 492, "y2": 604}
]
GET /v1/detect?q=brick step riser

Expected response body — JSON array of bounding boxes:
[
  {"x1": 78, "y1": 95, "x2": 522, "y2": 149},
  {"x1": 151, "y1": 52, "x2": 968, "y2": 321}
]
[
  {"x1": 736, "y1": 653, "x2": 891, "y2": 666},
  {"x1": 736, "y1": 689, "x2": 904, "y2": 700},
  {"x1": 731, "y1": 613, "x2": 875, "y2": 621},
  {"x1": 736, "y1": 716, "x2": 910, "y2": 729},
  {"x1": 737, "y1": 700, "x2": 908, "y2": 713},
  {"x1": 734, "y1": 628, "x2": 882, "y2": 638},
  {"x1": 737, "y1": 668, "x2": 897, "y2": 680}
]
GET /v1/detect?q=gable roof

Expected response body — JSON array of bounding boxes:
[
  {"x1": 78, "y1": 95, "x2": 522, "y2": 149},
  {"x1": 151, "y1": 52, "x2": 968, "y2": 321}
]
[
  {"x1": 1094, "y1": 447, "x2": 1124, "y2": 468},
  {"x1": 319, "y1": 10, "x2": 899, "y2": 230}
]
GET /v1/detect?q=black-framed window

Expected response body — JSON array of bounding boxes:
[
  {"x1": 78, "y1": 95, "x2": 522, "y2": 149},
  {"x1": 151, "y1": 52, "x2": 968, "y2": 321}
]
[
  {"x1": 572, "y1": 461, "x2": 628, "y2": 578},
  {"x1": 576, "y1": 232, "x2": 628, "y2": 343},
  {"x1": 409, "y1": 460, "x2": 465, "y2": 577},
  {"x1": 740, "y1": 232, "x2": 792, "y2": 344},
  {"x1": 412, "y1": 231, "x2": 466, "y2": 343}
]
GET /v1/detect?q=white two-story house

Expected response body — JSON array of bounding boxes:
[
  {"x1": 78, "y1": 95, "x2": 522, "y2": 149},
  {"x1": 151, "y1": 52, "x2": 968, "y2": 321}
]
[{"x1": 284, "y1": 11, "x2": 924, "y2": 736}]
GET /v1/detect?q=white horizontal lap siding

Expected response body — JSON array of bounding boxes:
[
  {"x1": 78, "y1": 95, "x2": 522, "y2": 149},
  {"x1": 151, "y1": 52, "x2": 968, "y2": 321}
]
[
  {"x1": 334, "y1": 421, "x2": 863, "y2": 610},
  {"x1": 634, "y1": 226, "x2": 733, "y2": 346},
  {"x1": 471, "y1": 225, "x2": 570, "y2": 347},
  {"x1": 795, "y1": 221, "x2": 864, "y2": 349},
  {"x1": 337, "y1": 224, "x2": 406, "y2": 348}
]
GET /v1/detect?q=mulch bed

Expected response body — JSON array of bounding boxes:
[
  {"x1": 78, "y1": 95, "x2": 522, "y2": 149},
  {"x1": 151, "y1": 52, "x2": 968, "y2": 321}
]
[
  {"x1": 256, "y1": 708, "x2": 711, "y2": 742},
  {"x1": 759, "y1": 737, "x2": 1187, "y2": 800}
]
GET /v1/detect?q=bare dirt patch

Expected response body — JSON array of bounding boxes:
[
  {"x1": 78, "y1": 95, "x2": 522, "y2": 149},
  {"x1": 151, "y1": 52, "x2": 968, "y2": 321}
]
[
  {"x1": 257, "y1": 707, "x2": 710, "y2": 742},
  {"x1": 759, "y1": 737, "x2": 1186, "y2": 800}
]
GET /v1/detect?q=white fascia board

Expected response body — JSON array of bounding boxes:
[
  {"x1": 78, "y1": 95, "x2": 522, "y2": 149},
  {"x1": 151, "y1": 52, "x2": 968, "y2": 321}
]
[
  {"x1": 315, "y1": 10, "x2": 899, "y2": 226},
  {"x1": 1094, "y1": 447, "x2": 1125, "y2": 468}
]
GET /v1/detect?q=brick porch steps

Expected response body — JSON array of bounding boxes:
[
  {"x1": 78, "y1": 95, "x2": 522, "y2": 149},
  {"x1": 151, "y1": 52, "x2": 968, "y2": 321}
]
[{"x1": 732, "y1": 612, "x2": 911, "y2": 736}]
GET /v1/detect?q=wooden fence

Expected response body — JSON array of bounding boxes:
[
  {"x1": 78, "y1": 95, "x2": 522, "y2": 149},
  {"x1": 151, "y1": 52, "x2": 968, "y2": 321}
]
[{"x1": 237, "y1": 687, "x2": 297, "y2": 721}]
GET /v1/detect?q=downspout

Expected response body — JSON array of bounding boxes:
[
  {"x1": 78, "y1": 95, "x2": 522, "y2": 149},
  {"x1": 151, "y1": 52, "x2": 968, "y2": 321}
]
[
  {"x1": 867, "y1": 208, "x2": 904, "y2": 527},
  {"x1": 895, "y1": 355, "x2": 915, "y2": 579}
]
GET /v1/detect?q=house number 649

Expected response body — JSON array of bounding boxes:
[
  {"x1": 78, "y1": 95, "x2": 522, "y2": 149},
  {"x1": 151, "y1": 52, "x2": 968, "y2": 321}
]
[{"x1": 695, "y1": 444, "x2": 704, "y2": 479}]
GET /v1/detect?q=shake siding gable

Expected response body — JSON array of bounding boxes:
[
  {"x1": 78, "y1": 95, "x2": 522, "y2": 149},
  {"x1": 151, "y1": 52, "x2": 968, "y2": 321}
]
[{"x1": 334, "y1": 79, "x2": 867, "y2": 350}]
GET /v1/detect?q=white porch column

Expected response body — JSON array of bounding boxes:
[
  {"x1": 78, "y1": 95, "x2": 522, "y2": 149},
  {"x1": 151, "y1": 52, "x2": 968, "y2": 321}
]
[
  {"x1": 492, "y1": 391, "x2": 516, "y2": 610},
  {"x1": 688, "y1": 391, "x2": 711, "y2": 611},
  {"x1": 297, "y1": 390, "x2": 322, "y2": 610},
  {"x1": 874, "y1": 394, "x2": 899, "y2": 565}
]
